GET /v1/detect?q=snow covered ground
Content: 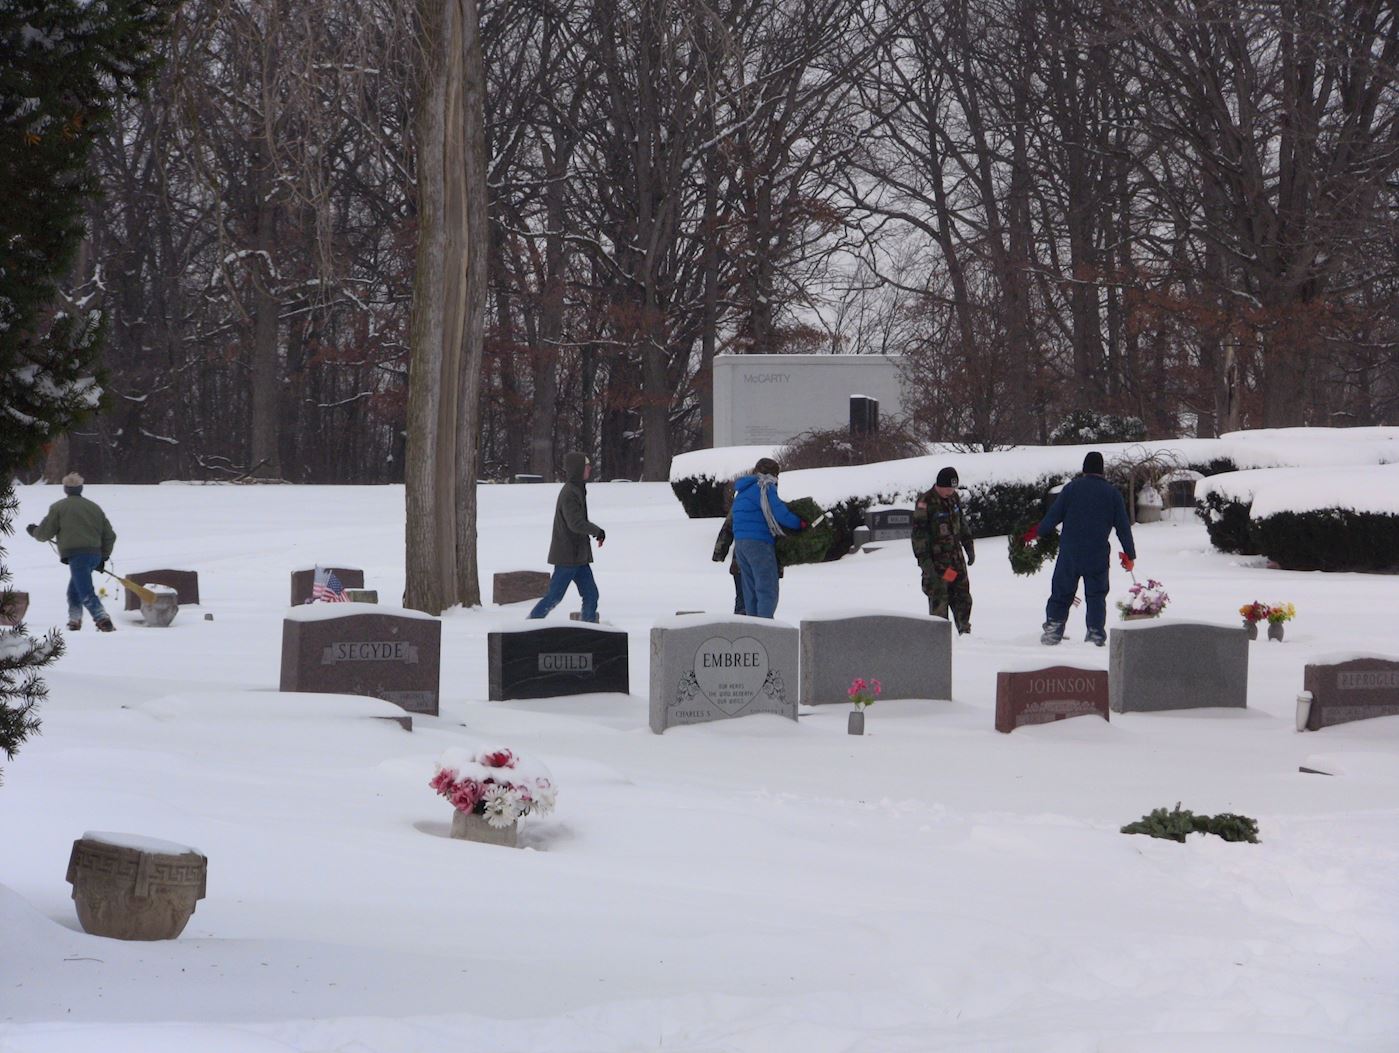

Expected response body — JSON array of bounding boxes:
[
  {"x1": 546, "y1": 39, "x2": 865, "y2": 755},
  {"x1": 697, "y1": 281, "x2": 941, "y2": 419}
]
[{"x1": 2, "y1": 479, "x2": 1397, "y2": 1052}]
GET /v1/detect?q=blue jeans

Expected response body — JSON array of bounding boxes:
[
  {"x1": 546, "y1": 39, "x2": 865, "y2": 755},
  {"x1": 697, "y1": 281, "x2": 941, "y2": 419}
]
[
  {"x1": 1046, "y1": 556, "x2": 1109, "y2": 632},
  {"x1": 735, "y1": 538, "x2": 780, "y2": 618},
  {"x1": 528, "y1": 564, "x2": 599, "y2": 621},
  {"x1": 66, "y1": 552, "x2": 109, "y2": 624}
]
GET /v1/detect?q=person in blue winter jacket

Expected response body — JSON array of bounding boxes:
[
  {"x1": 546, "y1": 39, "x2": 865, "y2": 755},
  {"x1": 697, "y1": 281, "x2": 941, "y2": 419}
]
[
  {"x1": 729, "y1": 457, "x2": 805, "y2": 618},
  {"x1": 1023, "y1": 451, "x2": 1136, "y2": 646}
]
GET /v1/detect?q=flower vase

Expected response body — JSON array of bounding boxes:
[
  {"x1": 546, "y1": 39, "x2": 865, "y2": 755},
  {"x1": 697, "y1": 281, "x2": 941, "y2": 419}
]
[
  {"x1": 848, "y1": 710, "x2": 865, "y2": 736},
  {"x1": 450, "y1": 809, "x2": 518, "y2": 848},
  {"x1": 1243, "y1": 621, "x2": 1258, "y2": 640},
  {"x1": 1267, "y1": 622, "x2": 1285, "y2": 642}
]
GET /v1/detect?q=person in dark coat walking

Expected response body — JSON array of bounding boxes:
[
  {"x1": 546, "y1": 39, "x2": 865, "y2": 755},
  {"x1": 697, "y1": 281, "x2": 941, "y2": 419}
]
[
  {"x1": 27, "y1": 472, "x2": 117, "y2": 632},
  {"x1": 528, "y1": 451, "x2": 606, "y2": 622},
  {"x1": 729, "y1": 457, "x2": 804, "y2": 619},
  {"x1": 1024, "y1": 451, "x2": 1136, "y2": 646}
]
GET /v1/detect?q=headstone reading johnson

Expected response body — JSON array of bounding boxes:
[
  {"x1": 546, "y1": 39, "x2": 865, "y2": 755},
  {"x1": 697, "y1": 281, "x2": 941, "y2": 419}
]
[
  {"x1": 799, "y1": 611, "x2": 951, "y2": 706},
  {"x1": 289, "y1": 566, "x2": 364, "y2": 606},
  {"x1": 124, "y1": 569, "x2": 200, "y2": 611},
  {"x1": 1108, "y1": 620, "x2": 1248, "y2": 713},
  {"x1": 487, "y1": 624, "x2": 629, "y2": 701},
  {"x1": 1302, "y1": 655, "x2": 1399, "y2": 731},
  {"x1": 650, "y1": 615, "x2": 798, "y2": 733},
  {"x1": 996, "y1": 662, "x2": 1109, "y2": 733},
  {"x1": 280, "y1": 606, "x2": 442, "y2": 715}
]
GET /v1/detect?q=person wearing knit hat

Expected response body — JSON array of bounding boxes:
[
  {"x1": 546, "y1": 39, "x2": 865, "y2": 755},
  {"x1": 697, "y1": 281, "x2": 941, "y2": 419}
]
[
  {"x1": 27, "y1": 471, "x2": 118, "y2": 632},
  {"x1": 911, "y1": 466, "x2": 975, "y2": 633},
  {"x1": 1022, "y1": 450, "x2": 1136, "y2": 646}
]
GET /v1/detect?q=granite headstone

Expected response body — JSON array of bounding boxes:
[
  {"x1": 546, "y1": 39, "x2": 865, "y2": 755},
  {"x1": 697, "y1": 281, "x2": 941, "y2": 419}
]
[
  {"x1": 864, "y1": 507, "x2": 915, "y2": 542},
  {"x1": 492, "y1": 570, "x2": 552, "y2": 606},
  {"x1": 1109, "y1": 621, "x2": 1248, "y2": 713},
  {"x1": 124, "y1": 569, "x2": 200, "y2": 611},
  {"x1": 996, "y1": 663, "x2": 1109, "y2": 733},
  {"x1": 1302, "y1": 656, "x2": 1399, "y2": 730},
  {"x1": 799, "y1": 611, "x2": 951, "y2": 706},
  {"x1": 290, "y1": 567, "x2": 364, "y2": 607},
  {"x1": 487, "y1": 624, "x2": 629, "y2": 701},
  {"x1": 280, "y1": 606, "x2": 441, "y2": 715},
  {"x1": 650, "y1": 616, "x2": 798, "y2": 733}
]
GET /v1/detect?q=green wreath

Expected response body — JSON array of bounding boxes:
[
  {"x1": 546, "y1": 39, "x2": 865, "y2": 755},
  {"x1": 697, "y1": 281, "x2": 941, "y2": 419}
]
[{"x1": 1007, "y1": 521, "x2": 1059, "y2": 575}]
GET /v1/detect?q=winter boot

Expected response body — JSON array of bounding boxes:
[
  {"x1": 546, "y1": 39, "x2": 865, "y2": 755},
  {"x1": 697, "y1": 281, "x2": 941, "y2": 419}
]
[
  {"x1": 66, "y1": 619, "x2": 82, "y2": 631},
  {"x1": 1040, "y1": 620, "x2": 1065, "y2": 646},
  {"x1": 95, "y1": 618, "x2": 116, "y2": 633},
  {"x1": 1085, "y1": 628, "x2": 1106, "y2": 647}
]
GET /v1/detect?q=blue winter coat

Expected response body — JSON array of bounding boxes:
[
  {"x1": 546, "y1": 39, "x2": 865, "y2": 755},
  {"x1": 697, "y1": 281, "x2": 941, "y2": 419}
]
[
  {"x1": 1037, "y1": 474, "x2": 1136, "y2": 568},
  {"x1": 730, "y1": 474, "x2": 803, "y2": 544}
]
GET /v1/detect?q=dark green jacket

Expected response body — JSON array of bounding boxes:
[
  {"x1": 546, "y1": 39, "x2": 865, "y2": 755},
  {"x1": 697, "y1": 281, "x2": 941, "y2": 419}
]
[
  {"x1": 911, "y1": 488, "x2": 973, "y2": 572},
  {"x1": 547, "y1": 452, "x2": 603, "y2": 565},
  {"x1": 35, "y1": 494, "x2": 116, "y2": 558}
]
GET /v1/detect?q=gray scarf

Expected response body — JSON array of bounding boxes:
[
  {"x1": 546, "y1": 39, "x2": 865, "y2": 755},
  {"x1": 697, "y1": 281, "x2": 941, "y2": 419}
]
[{"x1": 756, "y1": 474, "x2": 786, "y2": 538}]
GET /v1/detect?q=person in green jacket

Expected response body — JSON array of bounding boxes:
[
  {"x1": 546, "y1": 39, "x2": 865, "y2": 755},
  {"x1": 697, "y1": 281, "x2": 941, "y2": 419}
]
[
  {"x1": 27, "y1": 472, "x2": 117, "y2": 632},
  {"x1": 528, "y1": 452, "x2": 605, "y2": 622}
]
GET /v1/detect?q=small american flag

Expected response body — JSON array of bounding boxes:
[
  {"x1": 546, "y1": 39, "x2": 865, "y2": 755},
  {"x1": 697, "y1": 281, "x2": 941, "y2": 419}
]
[{"x1": 311, "y1": 566, "x2": 348, "y2": 603}]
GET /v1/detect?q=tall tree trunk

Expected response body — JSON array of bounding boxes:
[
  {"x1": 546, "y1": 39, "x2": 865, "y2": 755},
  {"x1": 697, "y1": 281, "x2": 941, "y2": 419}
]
[{"x1": 249, "y1": 147, "x2": 281, "y2": 478}]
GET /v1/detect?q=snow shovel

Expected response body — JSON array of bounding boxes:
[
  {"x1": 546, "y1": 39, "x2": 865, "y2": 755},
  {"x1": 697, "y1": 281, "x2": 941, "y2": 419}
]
[{"x1": 44, "y1": 540, "x2": 157, "y2": 604}]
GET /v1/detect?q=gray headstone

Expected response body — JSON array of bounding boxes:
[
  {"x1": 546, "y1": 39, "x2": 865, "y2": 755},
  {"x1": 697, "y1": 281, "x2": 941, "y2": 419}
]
[
  {"x1": 1302, "y1": 655, "x2": 1399, "y2": 730},
  {"x1": 344, "y1": 589, "x2": 378, "y2": 604},
  {"x1": 280, "y1": 607, "x2": 442, "y2": 715},
  {"x1": 650, "y1": 616, "x2": 798, "y2": 733},
  {"x1": 487, "y1": 624, "x2": 629, "y2": 701},
  {"x1": 864, "y1": 507, "x2": 914, "y2": 542},
  {"x1": 492, "y1": 570, "x2": 552, "y2": 606},
  {"x1": 124, "y1": 570, "x2": 200, "y2": 611},
  {"x1": 290, "y1": 567, "x2": 364, "y2": 607},
  {"x1": 799, "y1": 611, "x2": 951, "y2": 705},
  {"x1": 1109, "y1": 621, "x2": 1248, "y2": 713}
]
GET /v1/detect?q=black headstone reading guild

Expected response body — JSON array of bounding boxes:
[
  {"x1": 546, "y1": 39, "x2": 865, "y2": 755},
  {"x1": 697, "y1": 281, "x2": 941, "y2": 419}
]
[{"x1": 487, "y1": 625, "x2": 629, "y2": 701}]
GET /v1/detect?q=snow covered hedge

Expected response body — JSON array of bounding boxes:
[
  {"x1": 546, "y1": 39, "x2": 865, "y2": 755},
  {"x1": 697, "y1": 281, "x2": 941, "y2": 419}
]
[{"x1": 1196, "y1": 463, "x2": 1399, "y2": 571}]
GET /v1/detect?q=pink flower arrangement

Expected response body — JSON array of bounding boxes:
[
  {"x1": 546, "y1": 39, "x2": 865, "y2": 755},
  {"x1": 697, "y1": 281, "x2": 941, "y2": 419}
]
[
  {"x1": 848, "y1": 677, "x2": 882, "y2": 709},
  {"x1": 1116, "y1": 578, "x2": 1170, "y2": 619},
  {"x1": 430, "y1": 745, "x2": 557, "y2": 829}
]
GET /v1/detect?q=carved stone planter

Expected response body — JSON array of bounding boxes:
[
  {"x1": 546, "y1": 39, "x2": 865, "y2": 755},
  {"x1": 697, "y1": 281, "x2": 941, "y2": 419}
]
[
  {"x1": 140, "y1": 588, "x2": 179, "y2": 628},
  {"x1": 450, "y1": 810, "x2": 518, "y2": 848},
  {"x1": 66, "y1": 834, "x2": 207, "y2": 940},
  {"x1": 1268, "y1": 622, "x2": 1285, "y2": 642}
]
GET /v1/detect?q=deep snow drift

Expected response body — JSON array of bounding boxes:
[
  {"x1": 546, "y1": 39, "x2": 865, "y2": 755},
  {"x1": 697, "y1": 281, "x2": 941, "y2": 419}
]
[{"x1": 1, "y1": 479, "x2": 1397, "y2": 1052}]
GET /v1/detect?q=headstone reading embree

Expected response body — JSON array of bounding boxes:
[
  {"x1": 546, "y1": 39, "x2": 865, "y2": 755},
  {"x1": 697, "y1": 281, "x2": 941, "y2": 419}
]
[
  {"x1": 865, "y1": 507, "x2": 914, "y2": 542},
  {"x1": 124, "y1": 569, "x2": 200, "y2": 610},
  {"x1": 290, "y1": 567, "x2": 364, "y2": 606},
  {"x1": 650, "y1": 616, "x2": 798, "y2": 733},
  {"x1": 280, "y1": 606, "x2": 441, "y2": 715},
  {"x1": 487, "y1": 625, "x2": 629, "y2": 701},
  {"x1": 1109, "y1": 621, "x2": 1248, "y2": 713},
  {"x1": 1302, "y1": 656, "x2": 1399, "y2": 730},
  {"x1": 996, "y1": 664, "x2": 1109, "y2": 732},
  {"x1": 492, "y1": 570, "x2": 552, "y2": 606},
  {"x1": 799, "y1": 611, "x2": 951, "y2": 706}
]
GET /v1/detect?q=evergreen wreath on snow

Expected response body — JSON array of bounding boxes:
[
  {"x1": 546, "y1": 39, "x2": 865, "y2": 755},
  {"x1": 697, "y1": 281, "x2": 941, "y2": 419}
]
[
  {"x1": 1007, "y1": 522, "x2": 1059, "y2": 575},
  {"x1": 1121, "y1": 803, "x2": 1259, "y2": 844}
]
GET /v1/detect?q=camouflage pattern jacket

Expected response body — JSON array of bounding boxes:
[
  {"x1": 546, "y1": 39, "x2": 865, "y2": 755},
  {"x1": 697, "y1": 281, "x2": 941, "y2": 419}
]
[{"x1": 911, "y1": 489, "x2": 974, "y2": 571}]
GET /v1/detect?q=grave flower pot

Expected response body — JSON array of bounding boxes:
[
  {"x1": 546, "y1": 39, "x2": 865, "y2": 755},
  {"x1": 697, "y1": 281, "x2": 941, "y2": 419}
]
[
  {"x1": 1243, "y1": 621, "x2": 1258, "y2": 640},
  {"x1": 1121, "y1": 612, "x2": 1156, "y2": 621},
  {"x1": 1267, "y1": 622, "x2": 1285, "y2": 642},
  {"x1": 139, "y1": 587, "x2": 179, "y2": 627},
  {"x1": 848, "y1": 710, "x2": 865, "y2": 735},
  {"x1": 66, "y1": 834, "x2": 206, "y2": 940},
  {"x1": 1295, "y1": 691, "x2": 1313, "y2": 732},
  {"x1": 450, "y1": 809, "x2": 518, "y2": 848}
]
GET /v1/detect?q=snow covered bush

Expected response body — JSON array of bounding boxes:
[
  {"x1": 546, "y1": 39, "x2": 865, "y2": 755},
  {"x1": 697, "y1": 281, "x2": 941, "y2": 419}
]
[
  {"x1": 1049, "y1": 410, "x2": 1146, "y2": 446},
  {"x1": 1195, "y1": 490, "x2": 1261, "y2": 554},
  {"x1": 430, "y1": 747, "x2": 557, "y2": 828},
  {"x1": 1255, "y1": 511, "x2": 1399, "y2": 573}
]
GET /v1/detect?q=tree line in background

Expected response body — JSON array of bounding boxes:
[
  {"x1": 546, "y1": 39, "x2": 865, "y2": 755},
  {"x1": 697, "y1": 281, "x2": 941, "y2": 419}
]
[{"x1": 39, "y1": 0, "x2": 1399, "y2": 484}]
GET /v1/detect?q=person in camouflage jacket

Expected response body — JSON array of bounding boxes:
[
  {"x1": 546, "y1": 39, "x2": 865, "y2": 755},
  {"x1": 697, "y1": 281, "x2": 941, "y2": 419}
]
[{"x1": 911, "y1": 466, "x2": 974, "y2": 634}]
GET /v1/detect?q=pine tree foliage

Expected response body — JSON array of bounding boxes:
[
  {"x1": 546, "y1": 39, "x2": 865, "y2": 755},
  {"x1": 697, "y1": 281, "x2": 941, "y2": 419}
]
[
  {"x1": 0, "y1": 0, "x2": 173, "y2": 778},
  {"x1": 1121, "y1": 803, "x2": 1260, "y2": 844}
]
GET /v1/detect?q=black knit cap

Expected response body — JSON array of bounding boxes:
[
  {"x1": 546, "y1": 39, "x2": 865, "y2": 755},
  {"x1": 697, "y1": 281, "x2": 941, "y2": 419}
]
[
  {"x1": 935, "y1": 466, "x2": 958, "y2": 488},
  {"x1": 1083, "y1": 451, "x2": 1105, "y2": 475}
]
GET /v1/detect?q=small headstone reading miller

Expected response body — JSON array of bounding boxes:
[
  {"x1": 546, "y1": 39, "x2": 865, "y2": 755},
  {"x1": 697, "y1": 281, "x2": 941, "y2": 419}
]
[
  {"x1": 290, "y1": 566, "x2": 364, "y2": 606},
  {"x1": 1109, "y1": 621, "x2": 1248, "y2": 713},
  {"x1": 124, "y1": 569, "x2": 200, "y2": 611},
  {"x1": 1302, "y1": 655, "x2": 1399, "y2": 731},
  {"x1": 280, "y1": 606, "x2": 441, "y2": 715},
  {"x1": 650, "y1": 616, "x2": 798, "y2": 733},
  {"x1": 996, "y1": 664, "x2": 1109, "y2": 733},
  {"x1": 486, "y1": 624, "x2": 629, "y2": 701},
  {"x1": 864, "y1": 506, "x2": 915, "y2": 542},
  {"x1": 800, "y1": 611, "x2": 951, "y2": 705}
]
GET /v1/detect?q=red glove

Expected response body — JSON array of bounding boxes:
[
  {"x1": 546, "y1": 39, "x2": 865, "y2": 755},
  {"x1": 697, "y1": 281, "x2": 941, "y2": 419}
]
[
  {"x1": 1022, "y1": 525, "x2": 1039, "y2": 544},
  {"x1": 941, "y1": 567, "x2": 958, "y2": 583},
  {"x1": 799, "y1": 520, "x2": 808, "y2": 531},
  {"x1": 1119, "y1": 552, "x2": 1134, "y2": 571}
]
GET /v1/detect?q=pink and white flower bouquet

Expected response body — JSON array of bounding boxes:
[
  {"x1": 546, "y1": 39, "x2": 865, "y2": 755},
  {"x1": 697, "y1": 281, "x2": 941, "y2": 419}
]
[
  {"x1": 1116, "y1": 578, "x2": 1170, "y2": 619},
  {"x1": 430, "y1": 746, "x2": 557, "y2": 829}
]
